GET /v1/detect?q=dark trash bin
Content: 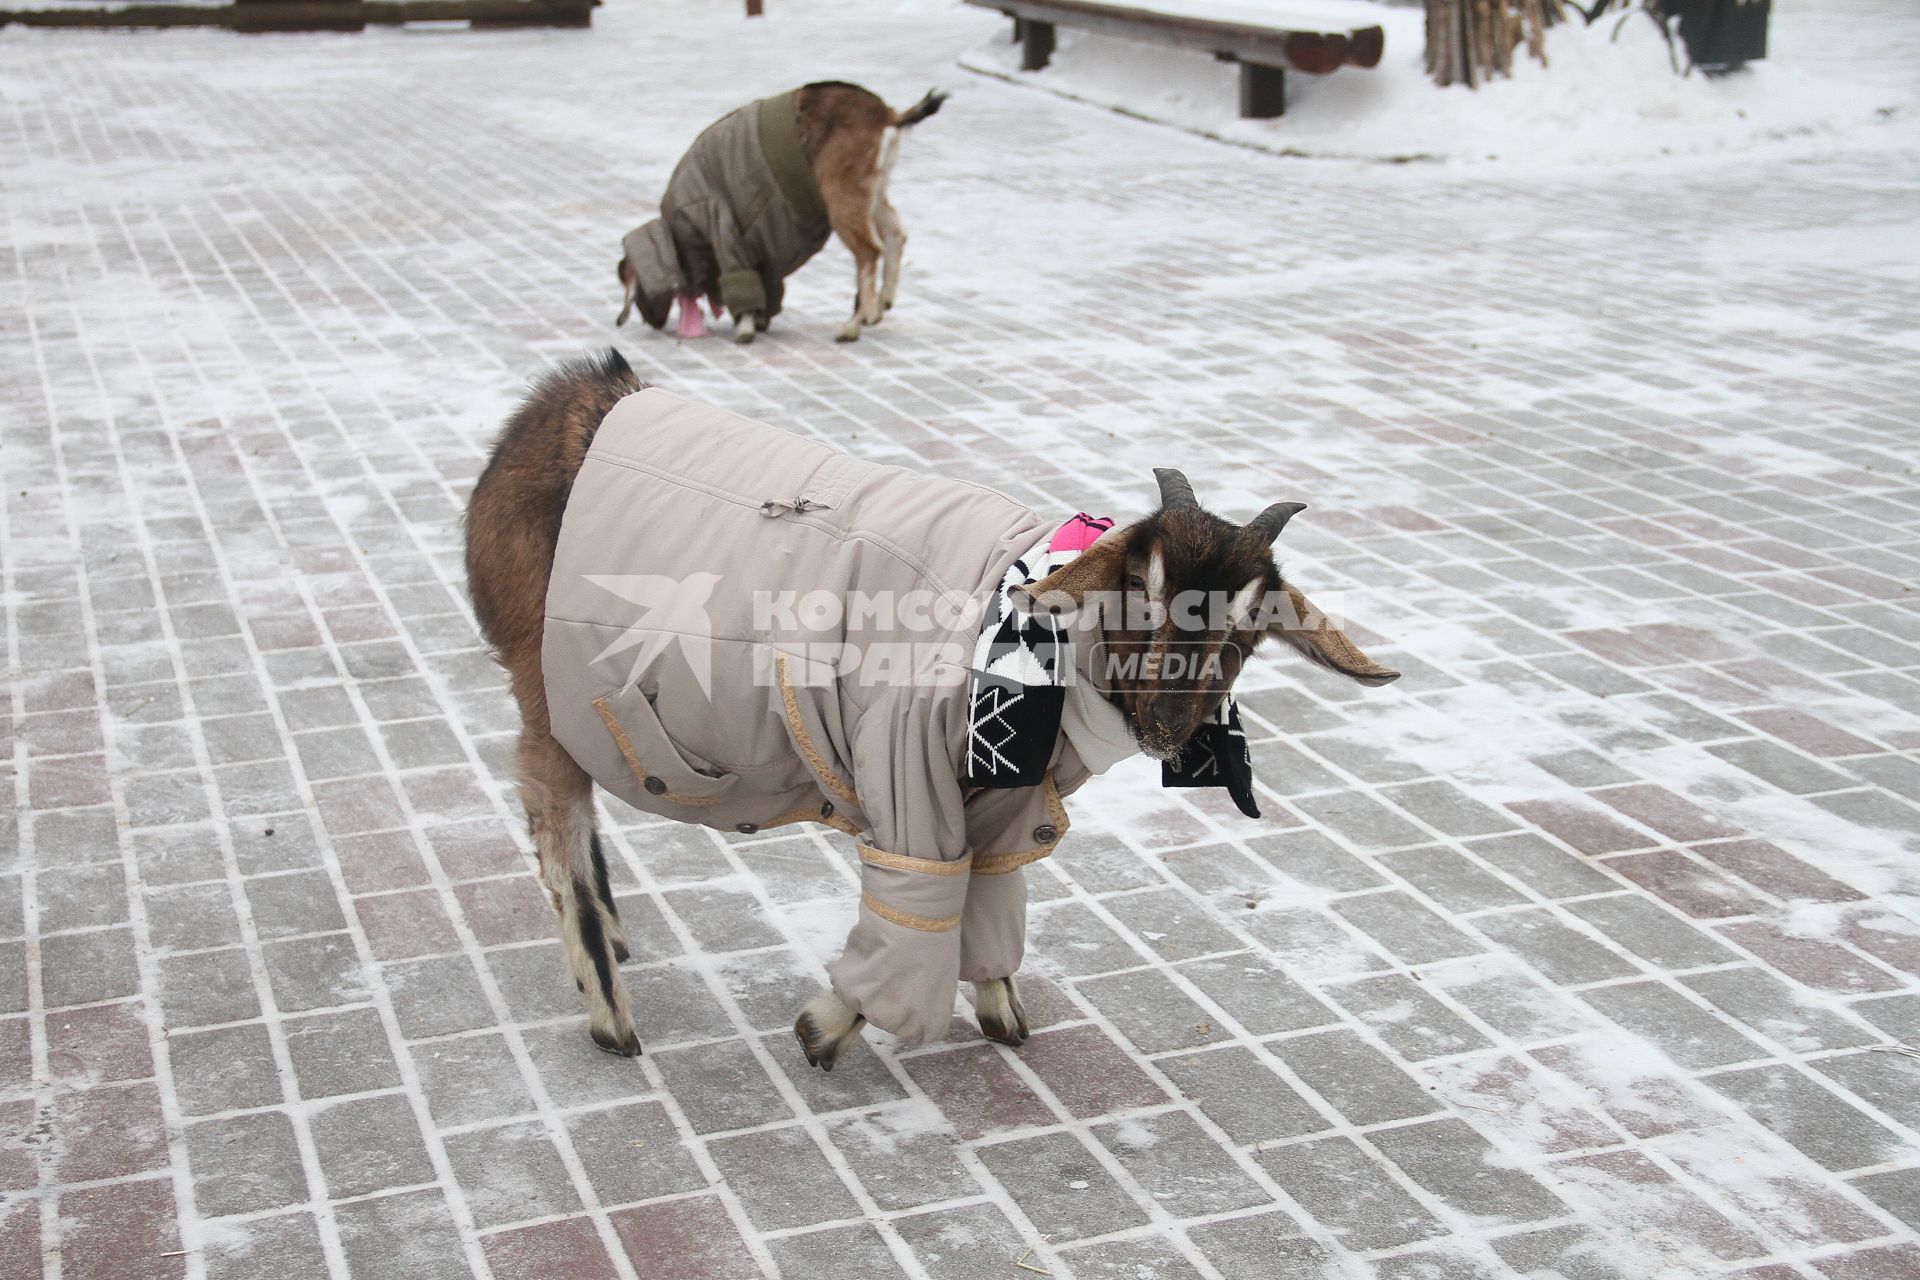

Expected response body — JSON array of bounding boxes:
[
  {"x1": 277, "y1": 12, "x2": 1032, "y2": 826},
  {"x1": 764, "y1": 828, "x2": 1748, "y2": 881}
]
[{"x1": 1661, "y1": 0, "x2": 1770, "y2": 73}]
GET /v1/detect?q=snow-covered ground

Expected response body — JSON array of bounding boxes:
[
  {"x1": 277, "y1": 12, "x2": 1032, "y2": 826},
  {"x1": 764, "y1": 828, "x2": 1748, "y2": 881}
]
[
  {"x1": 963, "y1": 0, "x2": 1920, "y2": 163},
  {"x1": 5, "y1": 0, "x2": 1920, "y2": 1277}
]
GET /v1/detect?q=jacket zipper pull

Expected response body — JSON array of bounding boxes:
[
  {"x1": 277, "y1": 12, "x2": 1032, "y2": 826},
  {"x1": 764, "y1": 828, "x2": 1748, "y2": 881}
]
[{"x1": 761, "y1": 496, "x2": 819, "y2": 517}]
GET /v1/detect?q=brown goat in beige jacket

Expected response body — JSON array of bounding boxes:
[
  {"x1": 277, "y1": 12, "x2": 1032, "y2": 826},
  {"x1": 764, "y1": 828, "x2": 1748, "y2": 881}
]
[{"x1": 465, "y1": 352, "x2": 1400, "y2": 1068}]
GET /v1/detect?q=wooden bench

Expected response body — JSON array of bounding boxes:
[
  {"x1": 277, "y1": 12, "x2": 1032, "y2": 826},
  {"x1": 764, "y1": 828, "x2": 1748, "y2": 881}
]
[
  {"x1": 0, "y1": 0, "x2": 593, "y2": 30},
  {"x1": 968, "y1": 0, "x2": 1385, "y2": 119}
]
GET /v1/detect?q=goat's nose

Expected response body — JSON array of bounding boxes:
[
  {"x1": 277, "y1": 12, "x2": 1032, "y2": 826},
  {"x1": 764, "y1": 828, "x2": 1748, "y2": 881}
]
[{"x1": 1147, "y1": 702, "x2": 1186, "y2": 738}]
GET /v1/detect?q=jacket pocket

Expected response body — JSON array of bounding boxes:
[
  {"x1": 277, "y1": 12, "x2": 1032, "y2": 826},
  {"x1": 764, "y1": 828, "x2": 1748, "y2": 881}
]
[
  {"x1": 773, "y1": 653, "x2": 862, "y2": 818},
  {"x1": 593, "y1": 685, "x2": 740, "y2": 806}
]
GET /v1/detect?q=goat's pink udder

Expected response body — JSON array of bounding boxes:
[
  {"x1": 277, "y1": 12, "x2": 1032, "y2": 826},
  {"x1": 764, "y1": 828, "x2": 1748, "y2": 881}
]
[{"x1": 676, "y1": 293, "x2": 709, "y2": 339}]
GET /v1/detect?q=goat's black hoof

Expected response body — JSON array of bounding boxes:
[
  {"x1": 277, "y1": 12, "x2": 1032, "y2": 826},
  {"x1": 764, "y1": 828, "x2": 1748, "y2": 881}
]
[
  {"x1": 591, "y1": 1025, "x2": 643, "y2": 1058},
  {"x1": 977, "y1": 979, "x2": 1030, "y2": 1048},
  {"x1": 794, "y1": 1010, "x2": 860, "y2": 1072},
  {"x1": 612, "y1": 940, "x2": 631, "y2": 964},
  {"x1": 979, "y1": 1009, "x2": 1029, "y2": 1048},
  {"x1": 794, "y1": 1013, "x2": 830, "y2": 1070}
]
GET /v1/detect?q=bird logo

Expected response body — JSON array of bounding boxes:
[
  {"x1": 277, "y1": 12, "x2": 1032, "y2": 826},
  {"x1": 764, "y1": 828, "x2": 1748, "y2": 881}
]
[{"x1": 582, "y1": 573, "x2": 723, "y2": 697}]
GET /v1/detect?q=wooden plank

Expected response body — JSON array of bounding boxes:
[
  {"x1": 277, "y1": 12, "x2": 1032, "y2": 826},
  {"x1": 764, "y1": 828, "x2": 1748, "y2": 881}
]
[
  {"x1": 233, "y1": 0, "x2": 361, "y2": 29},
  {"x1": 365, "y1": 0, "x2": 590, "y2": 23},
  {"x1": 1, "y1": 0, "x2": 591, "y2": 27},
  {"x1": 1, "y1": 4, "x2": 230, "y2": 24}
]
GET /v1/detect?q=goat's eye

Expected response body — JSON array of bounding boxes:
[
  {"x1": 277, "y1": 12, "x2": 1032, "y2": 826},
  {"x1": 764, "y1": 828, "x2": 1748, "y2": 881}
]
[{"x1": 1127, "y1": 574, "x2": 1146, "y2": 592}]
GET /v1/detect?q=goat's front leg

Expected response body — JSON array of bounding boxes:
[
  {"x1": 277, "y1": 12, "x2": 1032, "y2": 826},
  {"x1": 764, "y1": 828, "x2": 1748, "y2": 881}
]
[
  {"x1": 961, "y1": 859, "x2": 1035, "y2": 1047},
  {"x1": 794, "y1": 989, "x2": 866, "y2": 1071},
  {"x1": 971, "y1": 976, "x2": 1029, "y2": 1047},
  {"x1": 734, "y1": 312, "x2": 759, "y2": 345},
  {"x1": 520, "y1": 730, "x2": 640, "y2": 1057}
]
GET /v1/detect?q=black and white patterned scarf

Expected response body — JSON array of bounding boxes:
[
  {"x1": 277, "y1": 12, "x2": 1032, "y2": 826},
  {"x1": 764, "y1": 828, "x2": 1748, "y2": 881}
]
[{"x1": 962, "y1": 516, "x2": 1261, "y2": 818}]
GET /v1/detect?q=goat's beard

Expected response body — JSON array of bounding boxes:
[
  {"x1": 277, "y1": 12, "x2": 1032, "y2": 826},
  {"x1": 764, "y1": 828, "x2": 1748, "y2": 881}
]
[
  {"x1": 1133, "y1": 717, "x2": 1186, "y2": 762},
  {"x1": 1139, "y1": 742, "x2": 1183, "y2": 762},
  {"x1": 1109, "y1": 695, "x2": 1191, "y2": 762}
]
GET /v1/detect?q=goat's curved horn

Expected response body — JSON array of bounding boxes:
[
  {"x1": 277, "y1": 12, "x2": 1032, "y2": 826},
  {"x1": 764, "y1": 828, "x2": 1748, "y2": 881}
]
[
  {"x1": 1154, "y1": 468, "x2": 1198, "y2": 511},
  {"x1": 1249, "y1": 502, "x2": 1307, "y2": 543}
]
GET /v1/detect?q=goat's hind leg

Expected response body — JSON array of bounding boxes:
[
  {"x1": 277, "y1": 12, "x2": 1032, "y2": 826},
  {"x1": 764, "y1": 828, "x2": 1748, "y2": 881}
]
[
  {"x1": 876, "y1": 198, "x2": 906, "y2": 315},
  {"x1": 520, "y1": 730, "x2": 640, "y2": 1056},
  {"x1": 835, "y1": 242, "x2": 881, "y2": 343},
  {"x1": 827, "y1": 190, "x2": 884, "y2": 342},
  {"x1": 588, "y1": 831, "x2": 629, "y2": 963}
]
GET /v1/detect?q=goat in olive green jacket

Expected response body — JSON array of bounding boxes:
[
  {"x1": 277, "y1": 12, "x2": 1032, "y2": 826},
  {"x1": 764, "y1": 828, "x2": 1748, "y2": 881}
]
[{"x1": 617, "y1": 82, "x2": 944, "y2": 345}]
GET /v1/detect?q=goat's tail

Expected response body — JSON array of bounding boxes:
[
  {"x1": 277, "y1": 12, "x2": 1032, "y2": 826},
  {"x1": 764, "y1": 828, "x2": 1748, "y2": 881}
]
[{"x1": 895, "y1": 89, "x2": 947, "y2": 129}]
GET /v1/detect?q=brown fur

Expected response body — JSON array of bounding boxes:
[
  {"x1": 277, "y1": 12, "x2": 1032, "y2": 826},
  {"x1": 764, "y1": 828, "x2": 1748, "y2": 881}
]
[
  {"x1": 802, "y1": 85, "x2": 888, "y2": 327},
  {"x1": 466, "y1": 350, "x2": 646, "y2": 1054},
  {"x1": 797, "y1": 82, "x2": 941, "y2": 342}
]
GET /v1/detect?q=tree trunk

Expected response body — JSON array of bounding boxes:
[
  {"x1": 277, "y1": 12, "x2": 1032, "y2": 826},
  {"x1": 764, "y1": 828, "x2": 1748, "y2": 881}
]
[{"x1": 1425, "y1": 0, "x2": 1565, "y2": 86}]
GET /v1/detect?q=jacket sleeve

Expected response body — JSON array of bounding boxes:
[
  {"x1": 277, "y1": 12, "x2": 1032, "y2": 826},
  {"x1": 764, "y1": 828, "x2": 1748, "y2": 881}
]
[
  {"x1": 827, "y1": 684, "x2": 973, "y2": 1043},
  {"x1": 956, "y1": 749, "x2": 1078, "y2": 985},
  {"x1": 696, "y1": 198, "x2": 770, "y2": 319}
]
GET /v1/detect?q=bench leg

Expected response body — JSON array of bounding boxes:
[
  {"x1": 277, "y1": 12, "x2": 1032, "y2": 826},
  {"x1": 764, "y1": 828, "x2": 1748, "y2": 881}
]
[
  {"x1": 1021, "y1": 19, "x2": 1054, "y2": 71},
  {"x1": 1240, "y1": 62, "x2": 1284, "y2": 118}
]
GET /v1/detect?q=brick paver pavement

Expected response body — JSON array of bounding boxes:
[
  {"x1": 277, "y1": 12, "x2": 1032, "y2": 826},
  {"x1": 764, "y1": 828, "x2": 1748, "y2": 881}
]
[{"x1": 4, "y1": 1, "x2": 1920, "y2": 1277}]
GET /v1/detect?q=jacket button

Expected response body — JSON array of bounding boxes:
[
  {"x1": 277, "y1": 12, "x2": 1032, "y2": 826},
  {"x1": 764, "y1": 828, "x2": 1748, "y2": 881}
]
[
  {"x1": 736, "y1": 822, "x2": 759, "y2": 835},
  {"x1": 1034, "y1": 824, "x2": 1059, "y2": 844},
  {"x1": 820, "y1": 801, "x2": 835, "y2": 819},
  {"x1": 643, "y1": 776, "x2": 667, "y2": 796}
]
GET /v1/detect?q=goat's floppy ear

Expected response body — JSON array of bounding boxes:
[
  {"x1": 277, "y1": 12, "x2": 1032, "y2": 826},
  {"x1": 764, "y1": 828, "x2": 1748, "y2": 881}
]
[
  {"x1": 1269, "y1": 583, "x2": 1400, "y2": 686},
  {"x1": 1009, "y1": 525, "x2": 1134, "y2": 616}
]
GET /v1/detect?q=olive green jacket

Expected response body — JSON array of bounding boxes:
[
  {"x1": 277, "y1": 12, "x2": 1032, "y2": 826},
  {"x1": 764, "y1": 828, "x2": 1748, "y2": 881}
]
[{"x1": 620, "y1": 90, "x2": 832, "y2": 320}]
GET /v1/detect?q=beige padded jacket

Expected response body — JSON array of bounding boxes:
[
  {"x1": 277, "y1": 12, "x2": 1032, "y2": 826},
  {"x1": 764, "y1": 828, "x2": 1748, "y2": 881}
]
[{"x1": 544, "y1": 389, "x2": 1093, "y2": 1041}]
